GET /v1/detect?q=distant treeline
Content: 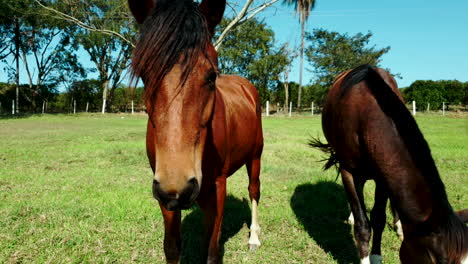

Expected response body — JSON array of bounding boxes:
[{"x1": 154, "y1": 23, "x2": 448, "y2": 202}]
[
  {"x1": 1, "y1": 79, "x2": 466, "y2": 114},
  {"x1": 0, "y1": 81, "x2": 144, "y2": 113},
  {"x1": 400, "y1": 80, "x2": 468, "y2": 111}
]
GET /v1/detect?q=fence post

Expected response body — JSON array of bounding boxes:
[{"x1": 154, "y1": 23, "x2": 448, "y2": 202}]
[
  {"x1": 266, "y1": 101, "x2": 269, "y2": 117},
  {"x1": 442, "y1": 102, "x2": 445, "y2": 116},
  {"x1": 311, "y1": 102, "x2": 314, "y2": 116},
  {"x1": 131, "y1": 100, "x2": 134, "y2": 114},
  {"x1": 412, "y1": 100, "x2": 416, "y2": 116},
  {"x1": 42, "y1": 101, "x2": 45, "y2": 114},
  {"x1": 289, "y1": 101, "x2": 292, "y2": 117},
  {"x1": 12, "y1": 100, "x2": 15, "y2": 115},
  {"x1": 427, "y1": 103, "x2": 429, "y2": 112},
  {"x1": 86, "y1": 102, "x2": 89, "y2": 113},
  {"x1": 73, "y1": 100, "x2": 76, "y2": 114}
]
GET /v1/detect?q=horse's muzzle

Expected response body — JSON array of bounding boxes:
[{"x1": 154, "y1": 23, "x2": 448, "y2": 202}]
[{"x1": 152, "y1": 178, "x2": 199, "y2": 211}]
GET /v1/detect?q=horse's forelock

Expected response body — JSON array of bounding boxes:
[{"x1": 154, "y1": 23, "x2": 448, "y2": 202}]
[{"x1": 130, "y1": 0, "x2": 212, "y2": 107}]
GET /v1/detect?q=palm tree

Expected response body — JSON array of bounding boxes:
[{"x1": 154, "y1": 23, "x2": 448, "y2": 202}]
[{"x1": 283, "y1": 0, "x2": 315, "y2": 109}]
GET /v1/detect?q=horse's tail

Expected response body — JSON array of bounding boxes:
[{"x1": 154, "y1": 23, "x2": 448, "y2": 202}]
[{"x1": 309, "y1": 137, "x2": 339, "y2": 171}]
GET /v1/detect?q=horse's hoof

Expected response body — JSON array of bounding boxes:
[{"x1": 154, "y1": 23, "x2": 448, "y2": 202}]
[
  {"x1": 249, "y1": 243, "x2": 260, "y2": 251},
  {"x1": 370, "y1": 254, "x2": 382, "y2": 264}
]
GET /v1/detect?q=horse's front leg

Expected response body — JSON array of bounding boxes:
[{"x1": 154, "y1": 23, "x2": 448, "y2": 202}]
[
  {"x1": 246, "y1": 157, "x2": 261, "y2": 250},
  {"x1": 369, "y1": 182, "x2": 388, "y2": 264},
  {"x1": 198, "y1": 175, "x2": 227, "y2": 264},
  {"x1": 159, "y1": 203, "x2": 182, "y2": 264}
]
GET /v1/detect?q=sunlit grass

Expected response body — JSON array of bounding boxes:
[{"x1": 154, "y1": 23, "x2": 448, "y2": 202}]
[{"x1": 0, "y1": 113, "x2": 466, "y2": 263}]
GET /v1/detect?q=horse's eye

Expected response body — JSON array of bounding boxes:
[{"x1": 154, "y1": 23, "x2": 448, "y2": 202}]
[{"x1": 206, "y1": 71, "x2": 217, "y2": 85}]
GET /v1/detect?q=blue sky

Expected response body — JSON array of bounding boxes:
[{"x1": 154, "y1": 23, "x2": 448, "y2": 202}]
[
  {"x1": 1, "y1": 0, "x2": 467, "y2": 89},
  {"x1": 257, "y1": 0, "x2": 468, "y2": 87}
]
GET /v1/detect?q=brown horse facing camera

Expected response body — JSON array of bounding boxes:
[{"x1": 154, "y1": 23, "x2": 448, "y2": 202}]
[
  {"x1": 312, "y1": 64, "x2": 468, "y2": 264},
  {"x1": 128, "y1": 0, "x2": 263, "y2": 263}
]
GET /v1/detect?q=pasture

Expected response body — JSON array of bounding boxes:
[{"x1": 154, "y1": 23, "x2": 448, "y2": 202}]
[{"x1": 0, "y1": 113, "x2": 466, "y2": 263}]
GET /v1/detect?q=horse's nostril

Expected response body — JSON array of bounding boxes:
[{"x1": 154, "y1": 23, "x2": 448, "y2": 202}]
[
  {"x1": 153, "y1": 179, "x2": 159, "y2": 186},
  {"x1": 188, "y1": 178, "x2": 198, "y2": 187}
]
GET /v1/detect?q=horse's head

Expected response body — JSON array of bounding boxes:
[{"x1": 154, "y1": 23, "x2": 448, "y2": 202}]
[{"x1": 129, "y1": 0, "x2": 225, "y2": 210}]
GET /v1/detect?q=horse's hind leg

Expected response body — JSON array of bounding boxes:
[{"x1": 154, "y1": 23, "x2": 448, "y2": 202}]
[
  {"x1": 341, "y1": 168, "x2": 372, "y2": 264},
  {"x1": 369, "y1": 182, "x2": 388, "y2": 264},
  {"x1": 246, "y1": 157, "x2": 261, "y2": 250}
]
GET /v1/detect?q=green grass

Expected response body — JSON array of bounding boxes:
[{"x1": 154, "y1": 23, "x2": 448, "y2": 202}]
[{"x1": 0, "y1": 113, "x2": 466, "y2": 263}]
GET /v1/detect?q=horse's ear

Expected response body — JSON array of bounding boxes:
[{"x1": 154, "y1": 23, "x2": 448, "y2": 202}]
[
  {"x1": 199, "y1": 0, "x2": 226, "y2": 36},
  {"x1": 128, "y1": 0, "x2": 156, "y2": 24}
]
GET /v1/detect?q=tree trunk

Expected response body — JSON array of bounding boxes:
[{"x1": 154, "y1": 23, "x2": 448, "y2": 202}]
[
  {"x1": 14, "y1": 18, "x2": 20, "y2": 114},
  {"x1": 297, "y1": 19, "x2": 304, "y2": 110},
  {"x1": 101, "y1": 79, "x2": 109, "y2": 114},
  {"x1": 283, "y1": 71, "x2": 289, "y2": 113}
]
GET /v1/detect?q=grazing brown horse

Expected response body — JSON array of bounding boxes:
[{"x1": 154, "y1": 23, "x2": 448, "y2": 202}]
[
  {"x1": 128, "y1": 0, "x2": 263, "y2": 263},
  {"x1": 312, "y1": 64, "x2": 468, "y2": 264}
]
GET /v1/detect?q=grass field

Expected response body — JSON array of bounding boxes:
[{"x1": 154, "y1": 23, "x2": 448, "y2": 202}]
[{"x1": 0, "y1": 113, "x2": 467, "y2": 263}]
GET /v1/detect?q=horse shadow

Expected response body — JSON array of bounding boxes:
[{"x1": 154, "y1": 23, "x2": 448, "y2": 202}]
[
  {"x1": 180, "y1": 195, "x2": 251, "y2": 263},
  {"x1": 290, "y1": 181, "x2": 360, "y2": 264}
]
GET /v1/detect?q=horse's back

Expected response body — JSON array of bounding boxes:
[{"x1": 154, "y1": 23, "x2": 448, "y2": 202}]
[
  {"x1": 322, "y1": 67, "x2": 401, "y2": 171},
  {"x1": 213, "y1": 75, "x2": 263, "y2": 175}
]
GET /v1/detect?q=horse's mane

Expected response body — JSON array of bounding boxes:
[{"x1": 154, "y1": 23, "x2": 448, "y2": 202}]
[
  {"x1": 341, "y1": 64, "x2": 467, "y2": 261},
  {"x1": 130, "y1": 0, "x2": 211, "y2": 105}
]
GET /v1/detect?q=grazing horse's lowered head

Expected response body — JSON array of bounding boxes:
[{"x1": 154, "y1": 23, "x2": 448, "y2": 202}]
[{"x1": 129, "y1": 0, "x2": 224, "y2": 211}]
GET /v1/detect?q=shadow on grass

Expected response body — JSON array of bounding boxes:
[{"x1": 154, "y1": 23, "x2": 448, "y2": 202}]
[
  {"x1": 0, "y1": 113, "x2": 35, "y2": 120},
  {"x1": 180, "y1": 195, "x2": 250, "y2": 263},
  {"x1": 291, "y1": 181, "x2": 359, "y2": 264}
]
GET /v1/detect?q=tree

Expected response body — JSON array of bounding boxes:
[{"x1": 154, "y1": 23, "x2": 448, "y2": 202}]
[
  {"x1": 68, "y1": 79, "x2": 101, "y2": 111},
  {"x1": 217, "y1": 18, "x2": 291, "y2": 104},
  {"x1": 402, "y1": 80, "x2": 467, "y2": 110},
  {"x1": 441, "y1": 80, "x2": 465, "y2": 106},
  {"x1": 214, "y1": 0, "x2": 284, "y2": 50},
  {"x1": 39, "y1": 0, "x2": 136, "y2": 113},
  {"x1": 20, "y1": 20, "x2": 84, "y2": 111},
  {"x1": 403, "y1": 80, "x2": 444, "y2": 110},
  {"x1": 305, "y1": 29, "x2": 391, "y2": 104},
  {"x1": 0, "y1": 0, "x2": 33, "y2": 113},
  {"x1": 282, "y1": 0, "x2": 316, "y2": 109}
]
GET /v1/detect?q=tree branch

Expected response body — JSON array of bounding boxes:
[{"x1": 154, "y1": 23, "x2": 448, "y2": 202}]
[
  {"x1": 214, "y1": 0, "x2": 279, "y2": 50},
  {"x1": 34, "y1": 0, "x2": 135, "y2": 48}
]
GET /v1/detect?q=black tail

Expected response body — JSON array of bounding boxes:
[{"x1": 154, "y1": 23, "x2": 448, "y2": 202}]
[{"x1": 309, "y1": 137, "x2": 339, "y2": 171}]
